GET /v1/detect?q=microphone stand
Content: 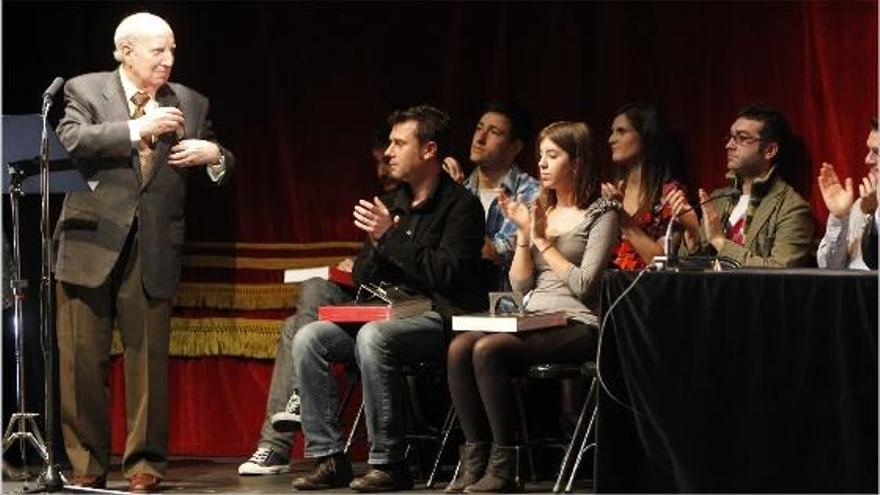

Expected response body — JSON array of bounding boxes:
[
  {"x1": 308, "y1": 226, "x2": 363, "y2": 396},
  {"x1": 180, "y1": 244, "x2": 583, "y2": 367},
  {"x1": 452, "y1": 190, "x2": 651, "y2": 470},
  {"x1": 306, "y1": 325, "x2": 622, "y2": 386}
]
[
  {"x1": 4, "y1": 81, "x2": 115, "y2": 493},
  {"x1": 1, "y1": 163, "x2": 52, "y2": 482},
  {"x1": 652, "y1": 204, "x2": 681, "y2": 271},
  {"x1": 1, "y1": 101, "x2": 59, "y2": 490},
  {"x1": 31, "y1": 89, "x2": 65, "y2": 492}
]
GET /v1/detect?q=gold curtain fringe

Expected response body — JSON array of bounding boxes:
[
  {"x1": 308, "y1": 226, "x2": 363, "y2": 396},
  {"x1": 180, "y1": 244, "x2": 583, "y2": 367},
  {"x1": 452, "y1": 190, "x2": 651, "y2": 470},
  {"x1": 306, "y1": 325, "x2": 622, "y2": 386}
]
[
  {"x1": 175, "y1": 283, "x2": 301, "y2": 310},
  {"x1": 110, "y1": 317, "x2": 284, "y2": 359},
  {"x1": 182, "y1": 255, "x2": 350, "y2": 270},
  {"x1": 186, "y1": 241, "x2": 363, "y2": 251}
]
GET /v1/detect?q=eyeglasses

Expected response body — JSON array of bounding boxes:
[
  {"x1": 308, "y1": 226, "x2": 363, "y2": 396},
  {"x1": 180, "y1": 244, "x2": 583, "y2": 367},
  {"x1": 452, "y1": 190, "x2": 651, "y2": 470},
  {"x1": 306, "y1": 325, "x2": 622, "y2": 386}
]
[{"x1": 726, "y1": 133, "x2": 763, "y2": 146}]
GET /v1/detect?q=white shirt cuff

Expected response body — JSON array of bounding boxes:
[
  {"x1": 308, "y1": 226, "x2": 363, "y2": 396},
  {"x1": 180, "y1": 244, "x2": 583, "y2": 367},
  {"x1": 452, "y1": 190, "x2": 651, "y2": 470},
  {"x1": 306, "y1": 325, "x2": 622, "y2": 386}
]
[
  {"x1": 128, "y1": 120, "x2": 141, "y2": 145},
  {"x1": 206, "y1": 162, "x2": 226, "y2": 183}
]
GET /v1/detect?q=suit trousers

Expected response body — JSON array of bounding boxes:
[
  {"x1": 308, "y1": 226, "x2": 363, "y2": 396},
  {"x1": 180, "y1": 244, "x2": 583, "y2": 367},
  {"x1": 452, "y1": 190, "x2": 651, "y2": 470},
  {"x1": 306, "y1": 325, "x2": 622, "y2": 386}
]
[{"x1": 56, "y1": 223, "x2": 172, "y2": 479}]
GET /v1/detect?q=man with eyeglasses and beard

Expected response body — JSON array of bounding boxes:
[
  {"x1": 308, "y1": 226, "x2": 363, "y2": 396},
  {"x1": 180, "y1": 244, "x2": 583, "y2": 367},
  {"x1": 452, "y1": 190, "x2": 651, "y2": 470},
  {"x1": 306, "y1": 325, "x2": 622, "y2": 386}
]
[{"x1": 674, "y1": 102, "x2": 814, "y2": 267}]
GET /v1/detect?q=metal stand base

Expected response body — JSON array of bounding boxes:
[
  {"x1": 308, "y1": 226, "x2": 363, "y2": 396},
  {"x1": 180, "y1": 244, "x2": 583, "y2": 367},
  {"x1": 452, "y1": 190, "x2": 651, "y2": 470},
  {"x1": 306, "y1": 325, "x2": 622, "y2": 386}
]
[
  {"x1": 3, "y1": 413, "x2": 50, "y2": 465},
  {"x1": 23, "y1": 480, "x2": 129, "y2": 495}
]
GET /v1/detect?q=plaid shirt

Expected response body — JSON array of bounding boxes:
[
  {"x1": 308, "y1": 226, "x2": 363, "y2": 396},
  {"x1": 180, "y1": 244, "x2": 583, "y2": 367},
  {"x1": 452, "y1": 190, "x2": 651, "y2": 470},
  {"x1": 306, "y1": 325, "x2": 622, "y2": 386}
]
[{"x1": 464, "y1": 164, "x2": 540, "y2": 284}]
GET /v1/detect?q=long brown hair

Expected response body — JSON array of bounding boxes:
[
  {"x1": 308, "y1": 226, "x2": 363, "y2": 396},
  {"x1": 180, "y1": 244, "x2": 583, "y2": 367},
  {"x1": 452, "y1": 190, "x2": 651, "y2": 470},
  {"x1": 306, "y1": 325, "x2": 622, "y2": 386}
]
[
  {"x1": 536, "y1": 121, "x2": 600, "y2": 209},
  {"x1": 613, "y1": 103, "x2": 671, "y2": 209}
]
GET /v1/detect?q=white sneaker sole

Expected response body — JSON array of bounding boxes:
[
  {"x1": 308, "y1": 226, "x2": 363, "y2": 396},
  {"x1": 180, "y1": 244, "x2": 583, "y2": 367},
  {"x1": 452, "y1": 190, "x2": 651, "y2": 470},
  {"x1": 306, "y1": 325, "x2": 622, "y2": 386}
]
[{"x1": 238, "y1": 463, "x2": 291, "y2": 476}]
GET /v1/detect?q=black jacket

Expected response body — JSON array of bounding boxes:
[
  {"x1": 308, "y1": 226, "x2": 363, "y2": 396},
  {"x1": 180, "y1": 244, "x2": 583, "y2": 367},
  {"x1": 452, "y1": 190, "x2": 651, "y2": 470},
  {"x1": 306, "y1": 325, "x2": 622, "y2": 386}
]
[{"x1": 352, "y1": 172, "x2": 488, "y2": 321}]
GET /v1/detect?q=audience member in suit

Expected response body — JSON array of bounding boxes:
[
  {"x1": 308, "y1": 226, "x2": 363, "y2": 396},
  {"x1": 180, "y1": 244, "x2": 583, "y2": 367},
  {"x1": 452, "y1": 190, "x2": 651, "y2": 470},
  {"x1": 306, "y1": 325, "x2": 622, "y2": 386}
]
[
  {"x1": 445, "y1": 122, "x2": 619, "y2": 493},
  {"x1": 238, "y1": 125, "x2": 398, "y2": 476},
  {"x1": 53, "y1": 12, "x2": 234, "y2": 492},
  {"x1": 861, "y1": 206, "x2": 879, "y2": 269},
  {"x1": 602, "y1": 102, "x2": 699, "y2": 269},
  {"x1": 677, "y1": 103, "x2": 814, "y2": 267},
  {"x1": 816, "y1": 118, "x2": 878, "y2": 269},
  {"x1": 290, "y1": 106, "x2": 486, "y2": 492}
]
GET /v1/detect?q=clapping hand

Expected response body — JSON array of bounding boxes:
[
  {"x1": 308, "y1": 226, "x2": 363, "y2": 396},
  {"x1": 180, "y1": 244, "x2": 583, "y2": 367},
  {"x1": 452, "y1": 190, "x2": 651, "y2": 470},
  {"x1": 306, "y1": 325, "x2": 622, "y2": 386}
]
[
  {"x1": 817, "y1": 162, "x2": 855, "y2": 219},
  {"x1": 531, "y1": 200, "x2": 548, "y2": 243},
  {"x1": 858, "y1": 171, "x2": 878, "y2": 214},
  {"x1": 497, "y1": 189, "x2": 531, "y2": 231},
  {"x1": 664, "y1": 186, "x2": 700, "y2": 237},
  {"x1": 442, "y1": 157, "x2": 465, "y2": 184},
  {"x1": 353, "y1": 196, "x2": 398, "y2": 244},
  {"x1": 698, "y1": 188, "x2": 725, "y2": 251},
  {"x1": 601, "y1": 180, "x2": 625, "y2": 203}
]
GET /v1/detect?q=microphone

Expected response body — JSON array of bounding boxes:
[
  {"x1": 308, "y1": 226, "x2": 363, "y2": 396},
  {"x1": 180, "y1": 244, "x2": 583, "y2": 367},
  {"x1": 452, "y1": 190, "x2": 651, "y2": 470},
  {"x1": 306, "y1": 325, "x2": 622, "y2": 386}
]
[
  {"x1": 653, "y1": 204, "x2": 682, "y2": 271},
  {"x1": 700, "y1": 187, "x2": 741, "y2": 206},
  {"x1": 42, "y1": 77, "x2": 64, "y2": 100}
]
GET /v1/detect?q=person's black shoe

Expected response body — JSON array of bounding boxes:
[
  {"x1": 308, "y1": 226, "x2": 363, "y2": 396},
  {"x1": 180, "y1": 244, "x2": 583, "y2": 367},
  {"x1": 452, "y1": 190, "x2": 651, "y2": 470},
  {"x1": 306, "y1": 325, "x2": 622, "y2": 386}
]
[
  {"x1": 349, "y1": 463, "x2": 414, "y2": 492},
  {"x1": 291, "y1": 453, "x2": 353, "y2": 490},
  {"x1": 271, "y1": 390, "x2": 302, "y2": 432}
]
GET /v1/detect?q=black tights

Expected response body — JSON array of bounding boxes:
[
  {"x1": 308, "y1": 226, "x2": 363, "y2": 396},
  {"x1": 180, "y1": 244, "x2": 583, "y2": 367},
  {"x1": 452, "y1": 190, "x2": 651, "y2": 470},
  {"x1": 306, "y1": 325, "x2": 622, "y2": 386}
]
[{"x1": 446, "y1": 323, "x2": 597, "y2": 445}]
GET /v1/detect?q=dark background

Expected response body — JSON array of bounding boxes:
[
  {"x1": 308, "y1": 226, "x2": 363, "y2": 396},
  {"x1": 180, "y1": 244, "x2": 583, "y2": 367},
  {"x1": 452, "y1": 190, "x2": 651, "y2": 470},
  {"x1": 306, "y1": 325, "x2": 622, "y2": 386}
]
[{"x1": 2, "y1": 0, "x2": 877, "y2": 465}]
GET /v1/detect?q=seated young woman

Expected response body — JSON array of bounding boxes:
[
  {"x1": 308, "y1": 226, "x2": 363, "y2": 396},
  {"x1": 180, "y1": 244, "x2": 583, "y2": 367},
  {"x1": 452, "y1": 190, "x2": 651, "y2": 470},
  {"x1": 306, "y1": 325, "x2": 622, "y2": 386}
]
[
  {"x1": 603, "y1": 102, "x2": 700, "y2": 269},
  {"x1": 444, "y1": 121, "x2": 619, "y2": 493}
]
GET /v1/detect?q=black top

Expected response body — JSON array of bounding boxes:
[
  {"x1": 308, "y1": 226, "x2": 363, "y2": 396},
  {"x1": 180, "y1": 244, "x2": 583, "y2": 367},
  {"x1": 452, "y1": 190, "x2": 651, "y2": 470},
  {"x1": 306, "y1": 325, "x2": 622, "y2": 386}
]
[{"x1": 353, "y1": 172, "x2": 488, "y2": 320}]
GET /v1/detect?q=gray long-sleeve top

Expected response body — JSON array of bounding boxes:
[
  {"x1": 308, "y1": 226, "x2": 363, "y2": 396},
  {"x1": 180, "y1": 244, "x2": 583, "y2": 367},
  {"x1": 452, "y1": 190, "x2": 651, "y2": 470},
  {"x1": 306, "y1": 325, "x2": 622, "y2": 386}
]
[{"x1": 511, "y1": 198, "x2": 619, "y2": 327}]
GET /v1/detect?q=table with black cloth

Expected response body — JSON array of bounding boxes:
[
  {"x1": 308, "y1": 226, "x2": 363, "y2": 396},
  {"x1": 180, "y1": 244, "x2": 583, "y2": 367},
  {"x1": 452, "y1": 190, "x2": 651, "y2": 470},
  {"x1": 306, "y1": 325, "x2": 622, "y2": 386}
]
[{"x1": 595, "y1": 268, "x2": 877, "y2": 493}]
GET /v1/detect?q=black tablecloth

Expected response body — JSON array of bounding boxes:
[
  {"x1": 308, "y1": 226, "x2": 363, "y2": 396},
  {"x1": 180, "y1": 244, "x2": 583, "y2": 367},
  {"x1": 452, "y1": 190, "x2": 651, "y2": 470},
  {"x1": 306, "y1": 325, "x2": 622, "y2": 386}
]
[{"x1": 596, "y1": 269, "x2": 878, "y2": 493}]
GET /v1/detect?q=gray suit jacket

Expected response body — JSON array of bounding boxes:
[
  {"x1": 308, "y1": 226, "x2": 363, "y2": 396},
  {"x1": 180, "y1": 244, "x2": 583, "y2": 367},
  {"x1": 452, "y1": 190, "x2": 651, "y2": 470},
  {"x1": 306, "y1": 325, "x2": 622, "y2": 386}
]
[{"x1": 53, "y1": 71, "x2": 234, "y2": 299}]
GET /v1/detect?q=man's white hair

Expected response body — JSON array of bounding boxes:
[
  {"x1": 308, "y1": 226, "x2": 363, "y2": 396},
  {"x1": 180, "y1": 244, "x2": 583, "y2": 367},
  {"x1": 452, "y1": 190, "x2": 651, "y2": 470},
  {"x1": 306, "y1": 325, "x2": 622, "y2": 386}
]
[{"x1": 113, "y1": 12, "x2": 172, "y2": 62}]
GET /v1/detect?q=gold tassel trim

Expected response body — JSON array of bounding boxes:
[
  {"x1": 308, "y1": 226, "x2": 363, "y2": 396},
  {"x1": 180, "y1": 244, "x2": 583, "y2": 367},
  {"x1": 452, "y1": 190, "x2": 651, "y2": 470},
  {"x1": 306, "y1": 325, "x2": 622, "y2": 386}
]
[
  {"x1": 182, "y1": 255, "x2": 350, "y2": 270},
  {"x1": 110, "y1": 317, "x2": 283, "y2": 359},
  {"x1": 186, "y1": 241, "x2": 363, "y2": 251},
  {"x1": 175, "y1": 283, "x2": 300, "y2": 310}
]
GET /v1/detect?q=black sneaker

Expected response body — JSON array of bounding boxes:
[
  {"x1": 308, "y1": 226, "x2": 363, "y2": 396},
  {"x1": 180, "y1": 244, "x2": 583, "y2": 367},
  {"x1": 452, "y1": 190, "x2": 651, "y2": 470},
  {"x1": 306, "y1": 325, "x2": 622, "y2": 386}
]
[
  {"x1": 349, "y1": 463, "x2": 414, "y2": 492},
  {"x1": 271, "y1": 391, "x2": 302, "y2": 432},
  {"x1": 291, "y1": 453, "x2": 354, "y2": 490},
  {"x1": 238, "y1": 447, "x2": 290, "y2": 475}
]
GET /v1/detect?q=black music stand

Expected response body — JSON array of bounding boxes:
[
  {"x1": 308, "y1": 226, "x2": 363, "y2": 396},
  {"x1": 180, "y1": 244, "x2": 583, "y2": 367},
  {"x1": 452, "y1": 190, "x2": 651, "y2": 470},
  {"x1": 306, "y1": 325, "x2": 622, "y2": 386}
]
[{"x1": 2, "y1": 113, "x2": 88, "y2": 492}]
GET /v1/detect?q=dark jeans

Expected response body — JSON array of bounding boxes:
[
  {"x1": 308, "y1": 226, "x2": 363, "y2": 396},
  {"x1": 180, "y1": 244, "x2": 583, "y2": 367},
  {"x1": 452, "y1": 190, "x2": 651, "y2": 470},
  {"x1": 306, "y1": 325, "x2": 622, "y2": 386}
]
[
  {"x1": 257, "y1": 277, "x2": 352, "y2": 456},
  {"x1": 293, "y1": 311, "x2": 444, "y2": 464}
]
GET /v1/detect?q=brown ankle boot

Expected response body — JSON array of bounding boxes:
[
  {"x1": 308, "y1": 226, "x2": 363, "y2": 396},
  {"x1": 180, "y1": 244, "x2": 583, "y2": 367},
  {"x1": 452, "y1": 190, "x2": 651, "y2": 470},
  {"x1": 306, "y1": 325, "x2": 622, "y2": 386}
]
[
  {"x1": 464, "y1": 443, "x2": 523, "y2": 493},
  {"x1": 445, "y1": 442, "x2": 490, "y2": 493}
]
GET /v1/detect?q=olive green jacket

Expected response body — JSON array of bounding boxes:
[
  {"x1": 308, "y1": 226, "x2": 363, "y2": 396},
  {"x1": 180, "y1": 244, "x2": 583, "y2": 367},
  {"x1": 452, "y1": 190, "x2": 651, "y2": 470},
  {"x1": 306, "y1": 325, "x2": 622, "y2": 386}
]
[{"x1": 684, "y1": 167, "x2": 814, "y2": 267}]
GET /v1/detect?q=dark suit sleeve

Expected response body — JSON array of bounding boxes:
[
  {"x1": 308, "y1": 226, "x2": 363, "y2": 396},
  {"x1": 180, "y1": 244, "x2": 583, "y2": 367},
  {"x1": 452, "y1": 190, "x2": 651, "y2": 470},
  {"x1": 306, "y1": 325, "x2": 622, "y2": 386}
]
[
  {"x1": 862, "y1": 214, "x2": 878, "y2": 269},
  {"x1": 56, "y1": 78, "x2": 131, "y2": 161},
  {"x1": 356, "y1": 192, "x2": 485, "y2": 294},
  {"x1": 187, "y1": 95, "x2": 235, "y2": 186}
]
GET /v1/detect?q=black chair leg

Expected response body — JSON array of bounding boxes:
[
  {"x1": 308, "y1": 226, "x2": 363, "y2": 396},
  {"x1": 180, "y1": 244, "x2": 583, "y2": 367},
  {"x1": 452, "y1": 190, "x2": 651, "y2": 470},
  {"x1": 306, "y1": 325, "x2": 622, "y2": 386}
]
[
  {"x1": 426, "y1": 407, "x2": 456, "y2": 488},
  {"x1": 564, "y1": 382, "x2": 598, "y2": 493},
  {"x1": 344, "y1": 402, "x2": 365, "y2": 455},
  {"x1": 513, "y1": 379, "x2": 537, "y2": 483},
  {"x1": 553, "y1": 378, "x2": 595, "y2": 493}
]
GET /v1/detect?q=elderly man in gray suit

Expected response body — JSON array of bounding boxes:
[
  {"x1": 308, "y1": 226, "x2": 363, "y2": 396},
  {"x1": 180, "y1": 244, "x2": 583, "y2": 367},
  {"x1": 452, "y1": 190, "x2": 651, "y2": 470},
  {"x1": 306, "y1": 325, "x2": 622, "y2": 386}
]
[{"x1": 54, "y1": 12, "x2": 234, "y2": 492}]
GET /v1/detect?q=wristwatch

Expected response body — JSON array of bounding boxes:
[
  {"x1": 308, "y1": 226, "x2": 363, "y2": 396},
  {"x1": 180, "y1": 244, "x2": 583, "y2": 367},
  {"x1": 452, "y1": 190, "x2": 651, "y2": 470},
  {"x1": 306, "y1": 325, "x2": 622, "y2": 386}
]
[{"x1": 212, "y1": 152, "x2": 226, "y2": 169}]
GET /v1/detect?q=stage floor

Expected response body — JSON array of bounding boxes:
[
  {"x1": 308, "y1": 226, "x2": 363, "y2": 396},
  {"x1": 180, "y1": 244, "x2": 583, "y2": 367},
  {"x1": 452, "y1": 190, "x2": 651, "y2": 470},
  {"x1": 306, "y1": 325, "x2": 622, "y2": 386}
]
[{"x1": 2, "y1": 458, "x2": 593, "y2": 494}]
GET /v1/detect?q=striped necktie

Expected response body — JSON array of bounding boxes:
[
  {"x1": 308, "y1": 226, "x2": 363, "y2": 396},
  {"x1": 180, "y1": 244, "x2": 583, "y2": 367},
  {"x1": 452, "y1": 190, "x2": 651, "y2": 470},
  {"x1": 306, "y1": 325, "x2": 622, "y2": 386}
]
[{"x1": 130, "y1": 91, "x2": 155, "y2": 181}]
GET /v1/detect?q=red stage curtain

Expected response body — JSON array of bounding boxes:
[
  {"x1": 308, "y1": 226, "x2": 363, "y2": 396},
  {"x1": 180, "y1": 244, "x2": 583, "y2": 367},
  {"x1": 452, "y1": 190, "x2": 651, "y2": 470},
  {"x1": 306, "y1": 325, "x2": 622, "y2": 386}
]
[
  {"x1": 174, "y1": 1, "x2": 877, "y2": 244},
  {"x1": 2, "y1": 1, "x2": 877, "y2": 461},
  {"x1": 109, "y1": 358, "x2": 366, "y2": 459}
]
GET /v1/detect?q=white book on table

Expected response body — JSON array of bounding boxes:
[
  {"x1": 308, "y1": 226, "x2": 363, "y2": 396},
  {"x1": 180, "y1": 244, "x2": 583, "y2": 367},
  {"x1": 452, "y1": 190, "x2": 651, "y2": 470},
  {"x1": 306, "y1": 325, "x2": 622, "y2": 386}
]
[
  {"x1": 283, "y1": 266, "x2": 333, "y2": 283},
  {"x1": 283, "y1": 266, "x2": 353, "y2": 286},
  {"x1": 452, "y1": 311, "x2": 567, "y2": 333}
]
